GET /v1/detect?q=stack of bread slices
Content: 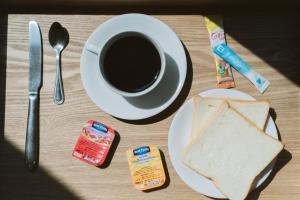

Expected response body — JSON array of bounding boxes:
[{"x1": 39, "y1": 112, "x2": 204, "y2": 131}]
[{"x1": 181, "y1": 96, "x2": 284, "y2": 200}]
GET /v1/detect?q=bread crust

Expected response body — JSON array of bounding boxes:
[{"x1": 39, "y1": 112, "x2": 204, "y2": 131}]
[
  {"x1": 201, "y1": 96, "x2": 270, "y2": 104},
  {"x1": 203, "y1": 96, "x2": 270, "y2": 131},
  {"x1": 191, "y1": 96, "x2": 202, "y2": 142}
]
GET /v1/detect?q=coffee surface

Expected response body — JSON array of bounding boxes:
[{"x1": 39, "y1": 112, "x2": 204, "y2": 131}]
[{"x1": 102, "y1": 36, "x2": 161, "y2": 93}]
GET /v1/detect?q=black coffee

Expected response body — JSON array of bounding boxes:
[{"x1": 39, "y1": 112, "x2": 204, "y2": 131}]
[{"x1": 102, "y1": 35, "x2": 161, "y2": 93}]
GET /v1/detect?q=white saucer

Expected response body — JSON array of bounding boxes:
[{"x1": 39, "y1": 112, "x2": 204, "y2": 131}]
[
  {"x1": 168, "y1": 89, "x2": 279, "y2": 198},
  {"x1": 80, "y1": 14, "x2": 187, "y2": 120}
]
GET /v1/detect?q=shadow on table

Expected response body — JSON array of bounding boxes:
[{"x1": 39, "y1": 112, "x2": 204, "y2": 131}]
[
  {"x1": 3, "y1": 0, "x2": 300, "y2": 87},
  {"x1": 2, "y1": 3, "x2": 299, "y2": 88},
  {"x1": 0, "y1": 14, "x2": 7, "y2": 138},
  {"x1": 4, "y1": 6, "x2": 298, "y2": 92},
  {"x1": 99, "y1": 131, "x2": 120, "y2": 169},
  {"x1": 246, "y1": 108, "x2": 292, "y2": 200},
  {"x1": 143, "y1": 149, "x2": 170, "y2": 192},
  {"x1": 223, "y1": 12, "x2": 300, "y2": 87},
  {"x1": 246, "y1": 149, "x2": 292, "y2": 200},
  {"x1": 199, "y1": 11, "x2": 300, "y2": 88},
  {"x1": 0, "y1": 139, "x2": 82, "y2": 200}
]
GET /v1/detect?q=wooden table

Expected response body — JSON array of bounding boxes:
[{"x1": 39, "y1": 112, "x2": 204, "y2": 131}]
[{"x1": 0, "y1": 12, "x2": 299, "y2": 200}]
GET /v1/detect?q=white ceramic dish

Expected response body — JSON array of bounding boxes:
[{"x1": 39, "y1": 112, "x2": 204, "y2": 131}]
[
  {"x1": 80, "y1": 14, "x2": 187, "y2": 120},
  {"x1": 168, "y1": 89, "x2": 279, "y2": 199}
]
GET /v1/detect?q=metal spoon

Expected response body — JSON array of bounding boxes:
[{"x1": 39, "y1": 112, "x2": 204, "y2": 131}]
[{"x1": 49, "y1": 22, "x2": 69, "y2": 105}]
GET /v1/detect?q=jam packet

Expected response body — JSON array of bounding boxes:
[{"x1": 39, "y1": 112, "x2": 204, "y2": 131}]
[
  {"x1": 126, "y1": 145, "x2": 166, "y2": 191},
  {"x1": 72, "y1": 120, "x2": 115, "y2": 167}
]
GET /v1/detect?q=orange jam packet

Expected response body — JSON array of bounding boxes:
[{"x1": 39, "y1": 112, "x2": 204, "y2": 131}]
[{"x1": 126, "y1": 145, "x2": 166, "y2": 191}]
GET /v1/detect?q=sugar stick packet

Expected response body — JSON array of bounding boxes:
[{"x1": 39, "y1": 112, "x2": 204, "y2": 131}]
[
  {"x1": 213, "y1": 43, "x2": 270, "y2": 93},
  {"x1": 204, "y1": 15, "x2": 235, "y2": 88}
]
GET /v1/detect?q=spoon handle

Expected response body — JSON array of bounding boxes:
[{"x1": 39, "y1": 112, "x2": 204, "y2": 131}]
[{"x1": 54, "y1": 52, "x2": 64, "y2": 105}]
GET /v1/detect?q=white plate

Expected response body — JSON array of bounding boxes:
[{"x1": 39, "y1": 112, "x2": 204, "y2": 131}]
[
  {"x1": 168, "y1": 89, "x2": 278, "y2": 198},
  {"x1": 80, "y1": 14, "x2": 187, "y2": 120}
]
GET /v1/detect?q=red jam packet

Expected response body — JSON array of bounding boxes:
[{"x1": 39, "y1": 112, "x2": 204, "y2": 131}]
[{"x1": 72, "y1": 120, "x2": 115, "y2": 167}]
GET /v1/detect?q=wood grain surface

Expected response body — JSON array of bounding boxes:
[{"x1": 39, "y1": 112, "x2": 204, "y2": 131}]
[{"x1": 0, "y1": 13, "x2": 299, "y2": 200}]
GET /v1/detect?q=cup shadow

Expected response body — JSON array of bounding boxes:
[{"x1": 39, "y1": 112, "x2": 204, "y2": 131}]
[{"x1": 117, "y1": 41, "x2": 193, "y2": 124}]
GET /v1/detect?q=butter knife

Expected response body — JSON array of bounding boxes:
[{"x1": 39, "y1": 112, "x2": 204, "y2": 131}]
[{"x1": 26, "y1": 21, "x2": 42, "y2": 171}]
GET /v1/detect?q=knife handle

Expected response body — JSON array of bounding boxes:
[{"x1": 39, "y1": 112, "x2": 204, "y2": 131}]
[{"x1": 25, "y1": 93, "x2": 39, "y2": 171}]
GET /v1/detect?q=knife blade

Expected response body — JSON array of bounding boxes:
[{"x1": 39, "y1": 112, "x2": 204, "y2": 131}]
[{"x1": 25, "y1": 21, "x2": 42, "y2": 171}]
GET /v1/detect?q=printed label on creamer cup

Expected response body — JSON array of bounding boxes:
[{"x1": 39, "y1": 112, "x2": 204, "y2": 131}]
[
  {"x1": 126, "y1": 145, "x2": 166, "y2": 191},
  {"x1": 204, "y1": 15, "x2": 235, "y2": 88}
]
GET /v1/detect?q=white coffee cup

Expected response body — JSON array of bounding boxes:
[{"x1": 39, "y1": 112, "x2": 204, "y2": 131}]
[{"x1": 86, "y1": 31, "x2": 166, "y2": 98}]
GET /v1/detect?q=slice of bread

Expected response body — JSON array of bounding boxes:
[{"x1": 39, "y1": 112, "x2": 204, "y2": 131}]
[
  {"x1": 182, "y1": 102, "x2": 283, "y2": 200},
  {"x1": 191, "y1": 96, "x2": 224, "y2": 140},
  {"x1": 190, "y1": 96, "x2": 270, "y2": 141},
  {"x1": 227, "y1": 99, "x2": 270, "y2": 130},
  {"x1": 203, "y1": 97, "x2": 270, "y2": 130}
]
